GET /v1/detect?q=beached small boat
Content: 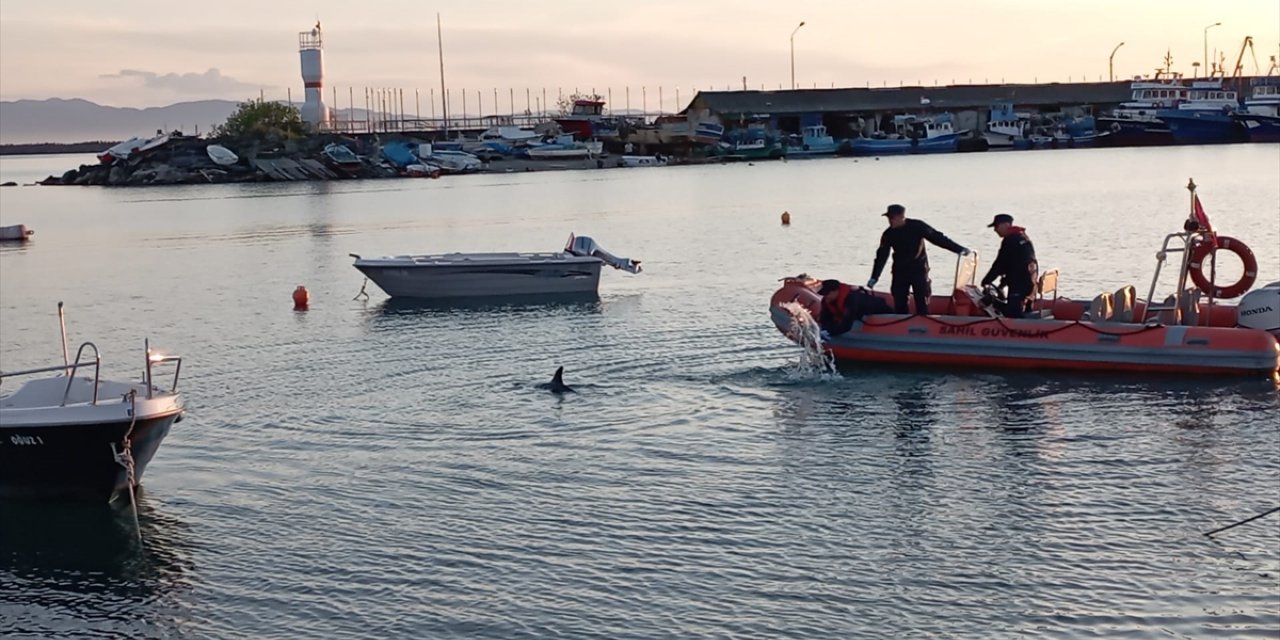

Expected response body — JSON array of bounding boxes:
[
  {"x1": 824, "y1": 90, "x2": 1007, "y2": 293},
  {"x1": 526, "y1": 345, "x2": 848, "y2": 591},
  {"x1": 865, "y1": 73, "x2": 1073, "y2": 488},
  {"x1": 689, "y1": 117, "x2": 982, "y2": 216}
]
[
  {"x1": 381, "y1": 141, "x2": 420, "y2": 168},
  {"x1": 98, "y1": 137, "x2": 147, "y2": 163},
  {"x1": 350, "y1": 234, "x2": 641, "y2": 301},
  {"x1": 769, "y1": 185, "x2": 1279, "y2": 378},
  {"x1": 0, "y1": 304, "x2": 185, "y2": 502},
  {"x1": 206, "y1": 144, "x2": 239, "y2": 166},
  {"x1": 0, "y1": 224, "x2": 34, "y2": 242},
  {"x1": 618, "y1": 154, "x2": 669, "y2": 167}
]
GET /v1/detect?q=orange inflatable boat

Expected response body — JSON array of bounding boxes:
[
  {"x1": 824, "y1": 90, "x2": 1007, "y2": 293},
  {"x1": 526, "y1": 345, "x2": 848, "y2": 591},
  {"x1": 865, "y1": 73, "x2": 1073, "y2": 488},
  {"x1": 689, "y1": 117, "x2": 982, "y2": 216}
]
[{"x1": 770, "y1": 186, "x2": 1280, "y2": 378}]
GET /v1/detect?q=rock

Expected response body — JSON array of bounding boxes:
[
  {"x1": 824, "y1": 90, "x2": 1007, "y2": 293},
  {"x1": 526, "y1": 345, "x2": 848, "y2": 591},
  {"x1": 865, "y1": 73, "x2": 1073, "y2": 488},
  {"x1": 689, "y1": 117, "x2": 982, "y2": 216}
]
[
  {"x1": 0, "y1": 181, "x2": 16, "y2": 187},
  {"x1": 108, "y1": 165, "x2": 130, "y2": 186}
]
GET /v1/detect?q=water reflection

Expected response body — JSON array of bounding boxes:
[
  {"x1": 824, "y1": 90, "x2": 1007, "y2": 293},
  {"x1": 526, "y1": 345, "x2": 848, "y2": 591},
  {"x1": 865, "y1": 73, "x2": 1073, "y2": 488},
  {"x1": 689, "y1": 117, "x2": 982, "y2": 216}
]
[
  {"x1": 0, "y1": 493, "x2": 193, "y2": 637},
  {"x1": 362, "y1": 294, "x2": 603, "y2": 326}
]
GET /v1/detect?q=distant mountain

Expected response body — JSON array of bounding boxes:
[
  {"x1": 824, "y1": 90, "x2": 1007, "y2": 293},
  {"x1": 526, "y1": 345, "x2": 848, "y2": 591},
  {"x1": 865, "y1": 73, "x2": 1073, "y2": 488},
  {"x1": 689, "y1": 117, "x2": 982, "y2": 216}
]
[{"x1": 0, "y1": 98, "x2": 241, "y2": 144}]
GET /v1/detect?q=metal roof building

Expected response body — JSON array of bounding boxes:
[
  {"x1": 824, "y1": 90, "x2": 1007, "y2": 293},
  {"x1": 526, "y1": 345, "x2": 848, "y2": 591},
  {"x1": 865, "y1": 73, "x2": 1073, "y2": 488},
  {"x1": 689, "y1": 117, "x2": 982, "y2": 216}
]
[{"x1": 685, "y1": 81, "x2": 1138, "y2": 118}]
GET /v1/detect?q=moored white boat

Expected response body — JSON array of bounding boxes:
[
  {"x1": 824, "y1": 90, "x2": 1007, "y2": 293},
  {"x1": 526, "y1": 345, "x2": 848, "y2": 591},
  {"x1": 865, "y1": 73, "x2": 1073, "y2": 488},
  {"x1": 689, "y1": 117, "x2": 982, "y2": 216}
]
[
  {"x1": 350, "y1": 234, "x2": 641, "y2": 300},
  {"x1": 0, "y1": 304, "x2": 185, "y2": 503}
]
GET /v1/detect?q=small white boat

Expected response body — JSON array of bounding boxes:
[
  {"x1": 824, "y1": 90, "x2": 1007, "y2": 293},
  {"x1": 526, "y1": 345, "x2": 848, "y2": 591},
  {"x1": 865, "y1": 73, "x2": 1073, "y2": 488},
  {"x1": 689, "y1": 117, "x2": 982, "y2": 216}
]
[
  {"x1": 480, "y1": 126, "x2": 540, "y2": 143},
  {"x1": 98, "y1": 137, "x2": 146, "y2": 163},
  {"x1": 0, "y1": 224, "x2": 34, "y2": 242},
  {"x1": 350, "y1": 234, "x2": 641, "y2": 300},
  {"x1": 206, "y1": 144, "x2": 239, "y2": 166},
  {"x1": 618, "y1": 154, "x2": 668, "y2": 167},
  {"x1": 0, "y1": 304, "x2": 184, "y2": 503}
]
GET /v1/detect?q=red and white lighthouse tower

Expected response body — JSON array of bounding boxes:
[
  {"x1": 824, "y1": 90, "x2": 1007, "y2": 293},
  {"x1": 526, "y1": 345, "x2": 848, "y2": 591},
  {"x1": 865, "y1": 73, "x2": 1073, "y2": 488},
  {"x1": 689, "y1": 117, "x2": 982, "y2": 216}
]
[{"x1": 298, "y1": 22, "x2": 330, "y2": 127}]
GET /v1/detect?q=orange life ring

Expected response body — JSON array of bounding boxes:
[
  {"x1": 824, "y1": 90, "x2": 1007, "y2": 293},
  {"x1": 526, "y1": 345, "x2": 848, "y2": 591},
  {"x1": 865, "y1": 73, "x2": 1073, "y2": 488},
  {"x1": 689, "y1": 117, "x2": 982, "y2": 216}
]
[{"x1": 1188, "y1": 236, "x2": 1257, "y2": 299}]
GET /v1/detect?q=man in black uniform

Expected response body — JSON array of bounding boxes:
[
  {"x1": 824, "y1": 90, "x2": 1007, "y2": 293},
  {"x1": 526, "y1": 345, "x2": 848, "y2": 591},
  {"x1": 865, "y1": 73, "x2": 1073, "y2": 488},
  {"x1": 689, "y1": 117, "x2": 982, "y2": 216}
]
[
  {"x1": 868, "y1": 204, "x2": 970, "y2": 315},
  {"x1": 981, "y1": 213, "x2": 1039, "y2": 318}
]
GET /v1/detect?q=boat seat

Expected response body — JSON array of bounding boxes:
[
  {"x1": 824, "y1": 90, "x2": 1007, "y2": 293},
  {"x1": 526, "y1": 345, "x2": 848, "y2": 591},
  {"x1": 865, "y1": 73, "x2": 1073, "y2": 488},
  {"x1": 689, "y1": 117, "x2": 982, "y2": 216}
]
[
  {"x1": 1083, "y1": 292, "x2": 1114, "y2": 322},
  {"x1": 1156, "y1": 294, "x2": 1181, "y2": 325},
  {"x1": 1112, "y1": 285, "x2": 1136, "y2": 323},
  {"x1": 1179, "y1": 288, "x2": 1201, "y2": 326},
  {"x1": 1027, "y1": 268, "x2": 1060, "y2": 319}
]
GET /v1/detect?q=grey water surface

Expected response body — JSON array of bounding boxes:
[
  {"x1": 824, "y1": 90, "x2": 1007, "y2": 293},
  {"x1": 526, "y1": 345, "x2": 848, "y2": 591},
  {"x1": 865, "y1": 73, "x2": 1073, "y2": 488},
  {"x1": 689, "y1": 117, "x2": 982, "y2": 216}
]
[{"x1": 2, "y1": 146, "x2": 1278, "y2": 639}]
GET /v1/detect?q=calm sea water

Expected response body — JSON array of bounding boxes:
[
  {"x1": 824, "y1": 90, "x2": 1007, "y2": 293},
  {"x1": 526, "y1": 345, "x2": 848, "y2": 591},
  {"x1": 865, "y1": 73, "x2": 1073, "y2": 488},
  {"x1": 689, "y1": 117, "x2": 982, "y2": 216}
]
[{"x1": 2, "y1": 146, "x2": 1279, "y2": 639}]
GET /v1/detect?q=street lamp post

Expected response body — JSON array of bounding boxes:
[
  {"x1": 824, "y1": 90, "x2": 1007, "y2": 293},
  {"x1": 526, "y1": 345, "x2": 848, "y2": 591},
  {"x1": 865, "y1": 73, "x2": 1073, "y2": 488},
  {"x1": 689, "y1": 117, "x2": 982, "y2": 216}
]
[
  {"x1": 1109, "y1": 41, "x2": 1125, "y2": 82},
  {"x1": 790, "y1": 21, "x2": 806, "y2": 90},
  {"x1": 1203, "y1": 22, "x2": 1221, "y2": 75}
]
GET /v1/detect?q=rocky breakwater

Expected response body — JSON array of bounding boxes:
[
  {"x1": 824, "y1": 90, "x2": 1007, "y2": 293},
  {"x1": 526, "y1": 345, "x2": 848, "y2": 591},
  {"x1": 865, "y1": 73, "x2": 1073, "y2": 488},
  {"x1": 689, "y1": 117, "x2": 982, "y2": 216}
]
[{"x1": 38, "y1": 133, "x2": 395, "y2": 186}]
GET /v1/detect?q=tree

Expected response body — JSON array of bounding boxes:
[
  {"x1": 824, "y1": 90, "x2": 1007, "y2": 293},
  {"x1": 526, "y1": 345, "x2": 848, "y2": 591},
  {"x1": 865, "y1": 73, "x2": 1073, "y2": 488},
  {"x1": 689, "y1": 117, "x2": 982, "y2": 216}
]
[{"x1": 213, "y1": 99, "x2": 308, "y2": 140}]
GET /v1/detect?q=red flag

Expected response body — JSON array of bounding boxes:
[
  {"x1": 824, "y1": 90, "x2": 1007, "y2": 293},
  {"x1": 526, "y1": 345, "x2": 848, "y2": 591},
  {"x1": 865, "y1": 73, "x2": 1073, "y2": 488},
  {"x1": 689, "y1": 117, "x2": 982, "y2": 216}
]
[{"x1": 1192, "y1": 194, "x2": 1218, "y2": 248}]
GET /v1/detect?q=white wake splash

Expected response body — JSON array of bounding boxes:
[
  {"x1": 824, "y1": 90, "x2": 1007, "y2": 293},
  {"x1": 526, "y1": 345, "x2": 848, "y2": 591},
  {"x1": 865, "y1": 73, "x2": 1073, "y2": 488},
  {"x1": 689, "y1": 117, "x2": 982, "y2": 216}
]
[{"x1": 778, "y1": 301, "x2": 839, "y2": 378}]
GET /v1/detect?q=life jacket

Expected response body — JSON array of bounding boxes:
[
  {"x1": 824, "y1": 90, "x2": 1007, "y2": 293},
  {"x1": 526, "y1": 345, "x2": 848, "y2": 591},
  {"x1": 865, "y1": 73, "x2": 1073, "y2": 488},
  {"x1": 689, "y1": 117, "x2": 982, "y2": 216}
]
[{"x1": 822, "y1": 283, "x2": 853, "y2": 325}]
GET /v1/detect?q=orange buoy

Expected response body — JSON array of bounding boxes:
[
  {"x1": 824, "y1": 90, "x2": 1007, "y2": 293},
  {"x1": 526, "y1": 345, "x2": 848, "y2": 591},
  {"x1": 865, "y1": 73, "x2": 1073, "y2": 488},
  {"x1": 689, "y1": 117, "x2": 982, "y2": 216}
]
[
  {"x1": 292, "y1": 285, "x2": 310, "y2": 309},
  {"x1": 781, "y1": 211, "x2": 791, "y2": 226}
]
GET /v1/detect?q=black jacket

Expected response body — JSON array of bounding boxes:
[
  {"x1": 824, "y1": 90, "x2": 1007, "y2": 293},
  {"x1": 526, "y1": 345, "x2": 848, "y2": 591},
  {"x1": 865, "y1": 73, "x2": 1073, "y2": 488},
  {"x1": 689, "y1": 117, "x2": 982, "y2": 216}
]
[
  {"x1": 982, "y1": 228, "x2": 1038, "y2": 291},
  {"x1": 870, "y1": 219, "x2": 966, "y2": 279},
  {"x1": 820, "y1": 284, "x2": 893, "y2": 335}
]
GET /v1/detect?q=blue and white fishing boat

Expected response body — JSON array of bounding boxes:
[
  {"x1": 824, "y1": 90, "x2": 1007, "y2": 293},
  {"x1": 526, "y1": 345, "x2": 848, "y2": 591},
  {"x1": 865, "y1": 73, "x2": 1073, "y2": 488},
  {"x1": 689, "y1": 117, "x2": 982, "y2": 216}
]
[
  {"x1": 851, "y1": 114, "x2": 959, "y2": 155},
  {"x1": 983, "y1": 101, "x2": 1037, "y2": 149},
  {"x1": 785, "y1": 124, "x2": 841, "y2": 156},
  {"x1": 1158, "y1": 79, "x2": 1245, "y2": 144},
  {"x1": 1234, "y1": 76, "x2": 1280, "y2": 142}
]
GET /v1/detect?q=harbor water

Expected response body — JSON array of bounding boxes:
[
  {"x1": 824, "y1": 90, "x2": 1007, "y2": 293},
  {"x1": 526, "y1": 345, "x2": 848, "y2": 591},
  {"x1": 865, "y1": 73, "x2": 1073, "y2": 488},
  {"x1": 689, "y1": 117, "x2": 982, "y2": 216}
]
[{"x1": 2, "y1": 146, "x2": 1279, "y2": 638}]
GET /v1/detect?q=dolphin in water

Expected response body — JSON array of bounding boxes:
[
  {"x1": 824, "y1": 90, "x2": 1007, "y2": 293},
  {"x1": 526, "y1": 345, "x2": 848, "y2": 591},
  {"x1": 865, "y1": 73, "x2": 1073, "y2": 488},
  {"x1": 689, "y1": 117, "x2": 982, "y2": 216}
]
[{"x1": 538, "y1": 366, "x2": 575, "y2": 394}]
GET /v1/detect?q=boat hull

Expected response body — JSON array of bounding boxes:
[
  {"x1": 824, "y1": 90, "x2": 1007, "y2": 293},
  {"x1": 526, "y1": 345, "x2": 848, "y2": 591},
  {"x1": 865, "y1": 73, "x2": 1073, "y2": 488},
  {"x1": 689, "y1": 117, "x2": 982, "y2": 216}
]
[
  {"x1": 851, "y1": 135, "x2": 957, "y2": 155},
  {"x1": 0, "y1": 412, "x2": 180, "y2": 502},
  {"x1": 1234, "y1": 113, "x2": 1280, "y2": 143},
  {"x1": 1095, "y1": 117, "x2": 1173, "y2": 146},
  {"x1": 355, "y1": 260, "x2": 604, "y2": 300},
  {"x1": 1159, "y1": 111, "x2": 1247, "y2": 144},
  {"x1": 770, "y1": 283, "x2": 1280, "y2": 377}
]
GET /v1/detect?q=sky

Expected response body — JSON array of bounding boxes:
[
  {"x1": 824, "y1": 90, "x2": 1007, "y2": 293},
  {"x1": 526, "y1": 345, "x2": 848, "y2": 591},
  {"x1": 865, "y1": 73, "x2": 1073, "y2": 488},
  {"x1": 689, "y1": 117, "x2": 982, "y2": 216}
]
[{"x1": 1, "y1": 0, "x2": 1278, "y2": 112}]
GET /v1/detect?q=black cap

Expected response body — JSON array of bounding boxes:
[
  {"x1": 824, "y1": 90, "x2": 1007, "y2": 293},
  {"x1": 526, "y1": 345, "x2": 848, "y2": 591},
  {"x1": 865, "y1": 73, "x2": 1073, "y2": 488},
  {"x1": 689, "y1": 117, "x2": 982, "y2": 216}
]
[
  {"x1": 818, "y1": 279, "x2": 842, "y2": 295},
  {"x1": 987, "y1": 213, "x2": 1014, "y2": 228},
  {"x1": 883, "y1": 204, "x2": 906, "y2": 217}
]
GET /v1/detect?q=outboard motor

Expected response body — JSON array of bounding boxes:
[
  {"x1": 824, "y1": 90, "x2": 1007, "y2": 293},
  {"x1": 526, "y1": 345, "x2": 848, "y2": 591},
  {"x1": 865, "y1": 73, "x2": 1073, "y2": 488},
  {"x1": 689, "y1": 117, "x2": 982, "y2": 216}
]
[
  {"x1": 566, "y1": 234, "x2": 642, "y2": 274},
  {"x1": 1236, "y1": 283, "x2": 1280, "y2": 338}
]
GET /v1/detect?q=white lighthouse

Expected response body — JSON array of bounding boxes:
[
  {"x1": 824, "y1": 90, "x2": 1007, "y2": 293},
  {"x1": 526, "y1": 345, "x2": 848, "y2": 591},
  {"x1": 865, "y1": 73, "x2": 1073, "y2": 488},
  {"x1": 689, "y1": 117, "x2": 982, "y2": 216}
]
[{"x1": 298, "y1": 21, "x2": 329, "y2": 127}]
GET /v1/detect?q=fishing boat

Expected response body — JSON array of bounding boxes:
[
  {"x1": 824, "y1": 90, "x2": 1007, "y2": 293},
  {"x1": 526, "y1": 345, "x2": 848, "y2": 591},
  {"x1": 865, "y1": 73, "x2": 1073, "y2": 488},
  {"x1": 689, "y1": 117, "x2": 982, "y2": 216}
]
[
  {"x1": 1097, "y1": 76, "x2": 1186, "y2": 146},
  {"x1": 554, "y1": 99, "x2": 624, "y2": 141},
  {"x1": 205, "y1": 144, "x2": 239, "y2": 166},
  {"x1": 1158, "y1": 80, "x2": 1246, "y2": 144},
  {"x1": 322, "y1": 142, "x2": 363, "y2": 176},
  {"x1": 768, "y1": 182, "x2": 1280, "y2": 378},
  {"x1": 851, "y1": 114, "x2": 960, "y2": 155},
  {"x1": 524, "y1": 134, "x2": 595, "y2": 160},
  {"x1": 350, "y1": 234, "x2": 641, "y2": 300},
  {"x1": 0, "y1": 304, "x2": 185, "y2": 503},
  {"x1": 785, "y1": 124, "x2": 841, "y2": 156},
  {"x1": 1234, "y1": 76, "x2": 1280, "y2": 142},
  {"x1": 983, "y1": 102, "x2": 1035, "y2": 149}
]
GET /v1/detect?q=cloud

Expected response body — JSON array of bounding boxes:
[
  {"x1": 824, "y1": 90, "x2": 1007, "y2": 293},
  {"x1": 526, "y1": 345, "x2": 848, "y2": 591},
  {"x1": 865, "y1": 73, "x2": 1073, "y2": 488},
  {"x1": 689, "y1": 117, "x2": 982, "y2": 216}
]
[{"x1": 100, "y1": 68, "x2": 261, "y2": 95}]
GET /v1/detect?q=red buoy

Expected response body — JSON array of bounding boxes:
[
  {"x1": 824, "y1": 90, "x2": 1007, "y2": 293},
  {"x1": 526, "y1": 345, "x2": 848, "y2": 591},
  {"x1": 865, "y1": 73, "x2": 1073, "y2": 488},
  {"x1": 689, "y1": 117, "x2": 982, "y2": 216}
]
[{"x1": 292, "y1": 285, "x2": 310, "y2": 310}]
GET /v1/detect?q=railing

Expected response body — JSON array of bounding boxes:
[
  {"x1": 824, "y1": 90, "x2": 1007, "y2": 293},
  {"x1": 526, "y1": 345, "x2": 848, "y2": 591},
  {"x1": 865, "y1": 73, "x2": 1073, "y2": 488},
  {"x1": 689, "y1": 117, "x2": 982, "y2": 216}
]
[
  {"x1": 0, "y1": 341, "x2": 101, "y2": 406},
  {"x1": 1141, "y1": 229, "x2": 1209, "y2": 323},
  {"x1": 144, "y1": 338, "x2": 182, "y2": 400}
]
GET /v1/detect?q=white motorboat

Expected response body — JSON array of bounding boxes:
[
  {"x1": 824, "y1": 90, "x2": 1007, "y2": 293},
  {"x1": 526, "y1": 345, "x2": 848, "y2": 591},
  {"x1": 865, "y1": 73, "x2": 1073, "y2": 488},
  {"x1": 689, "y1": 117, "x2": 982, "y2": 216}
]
[
  {"x1": 350, "y1": 234, "x2": 641, "y2": 300},
  {"x1": 0, "y1": 304, "x2": 184, "y2": 503}
]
